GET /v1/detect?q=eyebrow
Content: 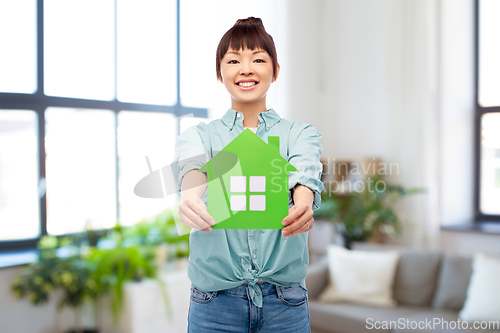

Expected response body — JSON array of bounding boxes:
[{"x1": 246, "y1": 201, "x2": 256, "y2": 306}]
[{"x1": 226, "y1": 50, "x2": 267, "y2": 55}]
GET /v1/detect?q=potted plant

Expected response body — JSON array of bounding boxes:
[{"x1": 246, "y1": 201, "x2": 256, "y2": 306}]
[
  {"x1": 121, "y1": 209, "x2": 191, "y2": 271},
  {"x1": 87, "y1": 243, "x2": 165, "y2": 326},
  {"x1": 314, "y1": 174, "x2": 425, "y2": 249},
  {"x1": 89, "y1": 214, "x2": 179, "y2": 326},
  {"x1": 11, "y1": 236, "x2": 100, "y2": 333},
  {"x1": 11, "y1": 208, "x2": 190, "y2": 331},
  {"x1": 11, "y1": 222, "x2": 175, "y2": 331}
]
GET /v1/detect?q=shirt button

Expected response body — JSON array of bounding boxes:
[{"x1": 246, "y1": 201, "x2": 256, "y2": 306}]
[
  {"x1": 253, "y1": 253, "x2": 256, "y2": 259},
  {"x1": 266, "y1": 124, "x2": 270, "y2": 128},
  {"x1": 237, "y1": 113, "x2": 241, "y2": 118}
]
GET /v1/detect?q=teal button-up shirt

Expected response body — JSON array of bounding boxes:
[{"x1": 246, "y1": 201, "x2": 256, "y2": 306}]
[{"x1": 173, "y1": 108, "x2": 324, "y2": 308}]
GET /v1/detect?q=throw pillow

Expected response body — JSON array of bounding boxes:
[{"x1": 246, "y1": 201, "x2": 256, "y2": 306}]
[
  {"x1": 432, "y1": 254, "x2": 473, "y2": 310},
  {"x1": 350, "y1": 244, "x2": 443, "y2": 306},
  {"x1": 459, "y1": 253, "x2": 500, "y2": 322},
  {"x1": 318, "y1": 245, "x2": 400, "y2": 307},
  {"x1": 393, "y1": 251, "x2": 442, "y2": 306}
]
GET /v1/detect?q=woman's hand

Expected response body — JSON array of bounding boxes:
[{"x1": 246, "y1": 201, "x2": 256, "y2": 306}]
[
  {"x1": 281, "y1": 185, "x2": 314, "y2": 237},
  {"x1": 179, "y1": 169, "x2": 214, "y2": 232},
  {"x1": 179, "y1": 193, "x2": 215, "y2": 232},
  {"x1": 281, "y1": 202, "x2": 314, "y2": 237}
]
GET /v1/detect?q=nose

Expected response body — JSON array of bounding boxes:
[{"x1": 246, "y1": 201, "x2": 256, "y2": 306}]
[{"x1": 239, "y1": 61, "x2": 254, "y2": 75}]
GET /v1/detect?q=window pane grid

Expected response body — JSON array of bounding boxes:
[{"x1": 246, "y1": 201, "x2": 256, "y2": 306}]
[
  {"x1": 0, "y1": 110, "x2": 40, "y2": 241},
  {"x1": 0, "y1": 0, "x2": 208, "y2": 249},
  {"x1": 45, "y1": 107, "x2": 117, "y2": 235},
  {"x1": 476, "y1": 0, "x2": 500, "y2": 221}
]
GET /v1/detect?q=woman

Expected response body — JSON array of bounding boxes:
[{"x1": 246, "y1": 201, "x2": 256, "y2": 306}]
[{"x1": 173, "y1": 16, "x2": 323, "y2": 333}]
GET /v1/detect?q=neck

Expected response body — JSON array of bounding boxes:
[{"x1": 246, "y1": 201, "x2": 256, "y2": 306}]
[{"x1": 231, "y1": 98, "x2": 268, "y2": 127}]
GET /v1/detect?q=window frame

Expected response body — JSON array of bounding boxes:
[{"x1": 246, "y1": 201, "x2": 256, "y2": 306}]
[
  {"x1": 473, "y1": 0, "x2": 500, "y2": 223},
  {"x1": 0, "y1": 0, "x2": 207, "y2": 251}
]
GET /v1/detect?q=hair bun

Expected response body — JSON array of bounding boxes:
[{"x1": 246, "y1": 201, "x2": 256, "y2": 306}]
[{"x1": 234, "y1": 17, "x2": 263, "y2": 27}]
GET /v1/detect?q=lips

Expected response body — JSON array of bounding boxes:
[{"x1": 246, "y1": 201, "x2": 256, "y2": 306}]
[{"x1": 235, "y1": 80, "x2": 259, "y2": 91}]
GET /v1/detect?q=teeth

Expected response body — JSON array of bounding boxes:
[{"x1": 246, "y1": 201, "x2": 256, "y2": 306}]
[{"x1": 238, "y1": 82, "x2": 257, "y2": 87}]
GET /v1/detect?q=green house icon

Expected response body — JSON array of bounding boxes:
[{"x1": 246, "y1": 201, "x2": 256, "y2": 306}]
[{"x1": 199, "y1": 129, "x2": 297, "y2": 229}]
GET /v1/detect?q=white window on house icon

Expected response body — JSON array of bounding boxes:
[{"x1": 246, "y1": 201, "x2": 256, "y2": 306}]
[{"x1": 230, "y1": 176, "x2": 266, "y2": 211}]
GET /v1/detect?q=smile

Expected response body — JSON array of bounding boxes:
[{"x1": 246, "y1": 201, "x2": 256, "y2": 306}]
[{"x1": 236, "y1": 82, "x2": 259, "y2": 90}]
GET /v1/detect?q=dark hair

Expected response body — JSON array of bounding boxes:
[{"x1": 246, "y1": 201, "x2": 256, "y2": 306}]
[{"x1": 216, "y1": 17, "x2": 278, "y2": 82}]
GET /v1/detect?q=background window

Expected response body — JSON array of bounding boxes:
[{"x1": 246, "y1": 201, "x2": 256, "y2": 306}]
[
  {"x1": 117, "y1": 111, "x2": 177, "y2": 226},
  {"x1": 44, "y1": 0, "x2": 115, "y2": 100},
  {"x1": 0, "y1": 0, "x2": 37, "y2": 94},
  {"x1": 117, "y1": 0, "x2": 177, "y2": 105},
  {"x1": 0, "y1": 110, "x2": 40, "y2": 241},
  {"x1": 478, "y1": 0, "x2": 500, "y2": 107},
  {"x1": 479, "y1": 113, "x2": 500, "y2": 215},
  {"x1": 45, "y1": 108, "x2": 117, "y2": 235},
  {"x1": 475, "y1": 0, "x2": 500, "y2": 221},
  {"x1": 1, "y1": 0, "x2": 293, "y2": 250}
]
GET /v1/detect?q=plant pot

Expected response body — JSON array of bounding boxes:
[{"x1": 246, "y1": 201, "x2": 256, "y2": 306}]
[
  {"x1": 335, "y1": 223, "x2": 365, "y2": 249},
  {"x1": 341, "y1": 234, "x2": 365, "y2": 250},
  {"x1": 57, "y1": 302, "x2": 98, "y2": 333}
]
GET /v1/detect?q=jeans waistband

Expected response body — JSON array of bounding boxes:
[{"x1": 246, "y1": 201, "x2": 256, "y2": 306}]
[
  {"x1": 218, "y1": 281, "x2": 277, "y2": 297},
  {"x1": 243, "y1": 279, "x2": 266, "y2": 285}
]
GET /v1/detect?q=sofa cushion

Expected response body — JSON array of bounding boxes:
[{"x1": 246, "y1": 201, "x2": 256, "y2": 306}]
[
  {"x1": 459, "y1": 253, "x2": 500, "y2": 322},
  {"x1": 318, "y1": 245, "x2": 400, "y2": 307},
  {"x1": 350, "y1": 244, "x2": 443, "y2": 307},
  {"x1": 309, "y1": 301, "x2": 428, "y2": 333},
  {"x1": 432, "y1": 254, "x2": 472, "y2": 311},
  {"x1": 305, "y1": 256, "x2": 329, "y2": 300},
  {"x1": 393, "y1": 251, "x2": 442, "y2": 306}
]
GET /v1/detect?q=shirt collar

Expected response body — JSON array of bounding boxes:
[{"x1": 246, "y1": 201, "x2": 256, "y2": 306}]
[{"x1": 221, "y1": 108, "x2": 281, "y2": 131}]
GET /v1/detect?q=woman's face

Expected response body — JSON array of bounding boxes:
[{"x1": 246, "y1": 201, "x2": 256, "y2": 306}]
[{"x1": 219, "y1": 47, "x2": 279, "y2": 107}]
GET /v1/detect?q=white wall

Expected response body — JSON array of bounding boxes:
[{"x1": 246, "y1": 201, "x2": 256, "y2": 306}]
[
  {"x1": 435, "y1": 0, "x2": 500, "y2": 255},
  {"x1": 286, "y1": 0, "x2": 500, "y2": 251},
  {"x1": 439, "y1": 0, "x2": 475, "y2": 226},
  {"x1": 287, "y1": 0, "x2": 441, "y2": 248}
]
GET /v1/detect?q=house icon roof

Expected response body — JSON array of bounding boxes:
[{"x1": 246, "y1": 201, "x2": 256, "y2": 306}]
[{"x1": 199, "y1": 129, "x2": 297, "y2": 229}]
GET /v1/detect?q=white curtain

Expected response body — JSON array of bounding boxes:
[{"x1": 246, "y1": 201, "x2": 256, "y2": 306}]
[
  {"x1": 385, "y1": 0, "x2": 441, "y2": 250},
  {"x1": 285, "y1": 0, "x2": 444, "y2": 250}
]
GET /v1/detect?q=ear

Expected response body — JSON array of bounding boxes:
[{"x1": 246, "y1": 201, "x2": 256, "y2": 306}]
[{"x1": 272, "y1": 63, "x2": 281, "y2": 83}]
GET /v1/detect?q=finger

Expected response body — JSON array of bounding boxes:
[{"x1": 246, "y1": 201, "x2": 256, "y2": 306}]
[
  {"x1": 179, "y1": 210, "x2": 211, "y2": 232},
  {"x1": 194, "y1": 204, "x2": 215, "y2": 226},
  {"x1": 282, "y1": 205, "x2": 302, "y2": 226},
  {"x1": 284, "y1": 207, "x2": 313, "y2": 233},
  {"x1": 180, "y1": 206, "x2": 213, "y2": 231},
  {"x1": 283, "y1": 213, "x2": 314, "y2": 237},
  {"x1": 186, "y1": 199, "x2": 215, "y2": 227},
  {"x1": 178, "y1": 211, "x2": 198, "y2": 230},
  {"x1": 283, "y1": 217, "x2": 313, "y2": 237}
]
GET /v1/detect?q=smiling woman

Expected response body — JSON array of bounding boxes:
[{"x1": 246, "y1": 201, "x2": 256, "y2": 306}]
[
  {"x1": 173, "y1": 16, "x2": 323, "y2": 333},
  {"x1": 216, "y1": 17, "x2": 279, "y2": 84},
  {"x1": 219, "y1": 47, "x2": 279, "y2": 123},
  {"x1": 216, "y1": 18, "x2": 280, "y2": 126}
]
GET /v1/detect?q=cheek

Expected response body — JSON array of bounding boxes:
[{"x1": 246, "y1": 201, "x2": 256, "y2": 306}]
[{"x1": 221, "y1": 70, "x2": 235, "y2": 85}]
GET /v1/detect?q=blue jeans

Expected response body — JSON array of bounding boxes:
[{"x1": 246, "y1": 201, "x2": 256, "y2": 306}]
[{"x1": 187, "y1": 282, "x2": 311, "y2": 333}]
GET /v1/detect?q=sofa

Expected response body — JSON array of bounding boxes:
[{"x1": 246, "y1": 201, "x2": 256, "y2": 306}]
[{"x1": 305, "y1": 244, "x2": 500, "y2": 333}]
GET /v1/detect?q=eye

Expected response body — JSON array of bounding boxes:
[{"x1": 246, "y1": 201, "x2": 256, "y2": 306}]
[
  {"x1": 255, "y1": 59, "x2": 265, "y2": 63},
  {"x1": 228, "y1": 60, "x2": 238, "y2": 64}
]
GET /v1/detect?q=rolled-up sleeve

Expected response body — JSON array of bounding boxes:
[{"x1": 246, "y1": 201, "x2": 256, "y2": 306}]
[
  {"x1": 172, "y1": 126, "x2": 208, "y2": 192},
  {"x1": 288, "y1": 123, "x2": 324, "y2": 211}
]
